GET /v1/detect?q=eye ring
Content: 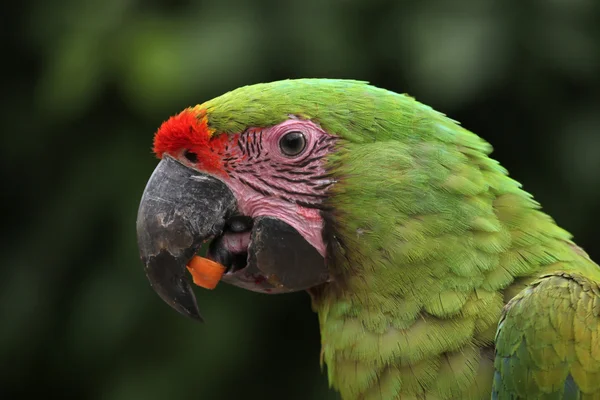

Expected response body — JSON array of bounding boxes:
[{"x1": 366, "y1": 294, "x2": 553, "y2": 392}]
[
  {"x1": 279, "y1": 131, "x2": 306, "y2": 157},
  {"x1": 183, "y1": 150, "x2": 198, "y2": 163}
]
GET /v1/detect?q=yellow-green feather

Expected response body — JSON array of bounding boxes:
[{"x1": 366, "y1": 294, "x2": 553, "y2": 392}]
[
  {"x1": 493, "y1": 273, "x2": 600, "y2": 399},
  {"x1": 312, "y1": 85, "x2": 600, "y2": 399},
  {"x1": 197, "y1": 79, "x2": 600, "y2": 399}
]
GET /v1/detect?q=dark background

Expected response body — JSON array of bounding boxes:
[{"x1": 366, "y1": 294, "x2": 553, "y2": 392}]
[{"x1": 2, "y1": 1, "x2": 599, "y2": 399}]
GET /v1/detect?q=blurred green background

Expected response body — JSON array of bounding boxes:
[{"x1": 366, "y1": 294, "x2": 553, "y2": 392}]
[{"x1": 2, "y1": 0, "x2": 600, "y2": 399}]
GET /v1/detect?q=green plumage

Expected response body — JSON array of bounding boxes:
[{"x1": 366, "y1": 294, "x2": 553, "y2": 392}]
[{"x1": 200, "y1": 79, "x2": 600, "y2": 399}]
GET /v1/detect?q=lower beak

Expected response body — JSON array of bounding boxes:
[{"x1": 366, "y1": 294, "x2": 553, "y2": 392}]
[
  {"x1": 217, "y1": 217, "x2": 328, "y2": 294},
  {"x1": 136, "y1": 156, "x2": 237, "y2": 321}
]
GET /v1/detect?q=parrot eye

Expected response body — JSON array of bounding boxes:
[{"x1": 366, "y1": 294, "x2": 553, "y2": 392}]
[
  {"x1": 279, "y1": 131, "x2": 306, "y2": 157},
  {"x1": 183, "y1": 150, "x2": 198, "y2": 163}
]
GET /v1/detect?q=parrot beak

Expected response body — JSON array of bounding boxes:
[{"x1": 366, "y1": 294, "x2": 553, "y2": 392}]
[
  {"x1": 137, "y1": 156, "x2": 330, "y2": 322},
  {"x1": 136, "y1": 155, "x2": 237, "y2": 321}
]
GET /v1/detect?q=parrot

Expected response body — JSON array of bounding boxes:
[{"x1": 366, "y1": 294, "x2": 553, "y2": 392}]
[{"x1": 135, "y1": 79, "x2": 600, "y2": 399}]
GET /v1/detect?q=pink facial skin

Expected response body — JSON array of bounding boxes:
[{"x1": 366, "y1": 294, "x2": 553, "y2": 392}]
[{"x1": 207, "y1": 119, "x2": 338, "y2": 257}]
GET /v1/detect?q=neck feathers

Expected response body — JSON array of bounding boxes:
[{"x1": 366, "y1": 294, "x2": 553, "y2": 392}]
[{"x1": 314, "y1": 120, "x2": 592, "y2": 398}]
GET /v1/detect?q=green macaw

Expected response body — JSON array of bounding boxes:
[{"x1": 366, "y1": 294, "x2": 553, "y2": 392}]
[{"x1": 136, "y1": 79, "x2": 600, "y2": 399}]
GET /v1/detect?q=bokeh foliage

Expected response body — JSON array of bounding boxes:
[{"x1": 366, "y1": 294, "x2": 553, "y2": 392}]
[{"x1": 2, "y1": 0, "x2": 599, "y2": 398}]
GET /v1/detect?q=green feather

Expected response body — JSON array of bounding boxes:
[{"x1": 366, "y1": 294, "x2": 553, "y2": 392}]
[{"x1": 195, "y1": 79, "x2": 600, "y2": 399}]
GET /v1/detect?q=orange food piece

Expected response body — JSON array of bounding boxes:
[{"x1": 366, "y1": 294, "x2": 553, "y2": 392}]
[{"x1": 186, "y1": 256, "x2": 226, "y2": 290}]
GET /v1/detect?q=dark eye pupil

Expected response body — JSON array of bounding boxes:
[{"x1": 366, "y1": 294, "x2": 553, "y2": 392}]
[
  {"x1": 279, "y1": 131, "x2": 306, "y2": 156},
  {"x1": 184, "y1": 150, "x2": 198, "y2": 163}
]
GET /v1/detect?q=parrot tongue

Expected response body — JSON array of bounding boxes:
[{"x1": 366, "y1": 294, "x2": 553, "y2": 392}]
[
  {"x1": 205, "y1": 215, "x2": 253, "y2": 275},
  {"x1": 206, "y1": 232, "x2": 251, "y2": 275}
]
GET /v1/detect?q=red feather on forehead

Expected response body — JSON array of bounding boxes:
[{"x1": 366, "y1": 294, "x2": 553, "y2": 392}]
[{"x1": 152, "y1": 109, "x2": 228, "y2": 176}]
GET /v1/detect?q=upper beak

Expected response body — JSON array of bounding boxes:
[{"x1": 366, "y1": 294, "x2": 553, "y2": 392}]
[{"x1": 136, "y1": 156, "x2": 237, "y2": 321}]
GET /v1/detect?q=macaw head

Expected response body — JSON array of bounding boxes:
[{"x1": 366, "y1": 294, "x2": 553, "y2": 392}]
[
  {"x1": 136, "y1": 79, "x2": 492, "y2": 321},
  {"x1": 136, "y1": 80, "x2": 348, "y2": 321}
]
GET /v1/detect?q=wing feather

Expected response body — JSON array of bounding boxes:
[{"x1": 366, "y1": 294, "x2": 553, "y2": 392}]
[{"x1": 493, "y1": 272, "x2": 600, "y2": 399}]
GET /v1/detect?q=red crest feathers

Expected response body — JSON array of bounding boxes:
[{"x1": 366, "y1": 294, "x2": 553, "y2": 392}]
[{"x1": 152, "y1": 109, "x2": 228, "y2": 176}]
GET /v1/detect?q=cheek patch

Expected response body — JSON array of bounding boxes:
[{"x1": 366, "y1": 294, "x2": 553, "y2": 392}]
[{"x1": 219, "y1": 118, "x2": 338, "y2": 257}]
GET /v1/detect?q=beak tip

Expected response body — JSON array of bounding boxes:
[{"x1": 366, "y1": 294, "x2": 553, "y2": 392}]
[
  {"x1": 169, "y1": 294, "x2": 204, "y2": 322},
  {"x1": 152, "y1": 281, "x2": 205, "y2": 323},
  {"x1": 172, "y1": 299, "x2": 204, "y2": 323},
  {"x1": 143, "y1": 251, "x2": 205, "y2": 323},
  {"x1": 189, "y1": 311, "x2": 205, "y2": 323}
]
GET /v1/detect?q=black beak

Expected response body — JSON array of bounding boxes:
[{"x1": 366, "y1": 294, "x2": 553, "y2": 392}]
[{"x1": 136, "y1": 156, "x2": 237, "y2": 321}]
